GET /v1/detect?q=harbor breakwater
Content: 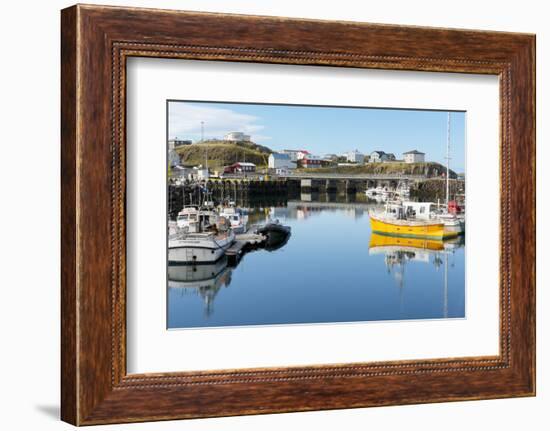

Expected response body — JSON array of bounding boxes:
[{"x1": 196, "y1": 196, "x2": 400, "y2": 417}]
[
  {"x1": 168, "y1": 179, "x2": 289, "y2": 219},
  {"x1": 168, "y1": 177, "x2": 465, "y2": 219}
]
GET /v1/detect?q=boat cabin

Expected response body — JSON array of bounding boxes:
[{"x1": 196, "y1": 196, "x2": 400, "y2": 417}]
[
  {"x1": 176, "y1": 207, "x2": 216, "y2": 233},
  {"x1": 402, "y1": 202, "x2": 437, "y2": 220}
]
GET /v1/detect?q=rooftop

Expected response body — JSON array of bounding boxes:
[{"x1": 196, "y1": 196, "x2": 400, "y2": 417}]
[
  {"x1": 233, "y1": 162, "x2": 256, "y2": 167},
  {"x1": 403, "y1": 150, "x2": 425, "y2": 155},
  {"x1": 271, "y1": 153, "x2": 292, "y2": 160}
]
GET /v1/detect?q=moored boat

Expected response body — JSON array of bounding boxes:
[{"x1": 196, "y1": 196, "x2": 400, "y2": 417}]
[
  {"x1": 369, "y1": 202, "x2": 458, "y2": 240},
  {"x1": 168, "y1": 230, "x2": 235, "y2": 265},
  {"x1": 255, "y1": 219, "x2": 291, "y2": 250},
  {"x1": 218, "y1": 205, "x2": 248, "y2": 233},
  {"x1": 169, "y1": 207, "x2": 236, "y2": 265}
]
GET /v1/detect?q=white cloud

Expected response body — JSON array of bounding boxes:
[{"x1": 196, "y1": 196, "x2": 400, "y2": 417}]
[{"x1": 169, "y1": 103, "x2": 267, "y2": 142}]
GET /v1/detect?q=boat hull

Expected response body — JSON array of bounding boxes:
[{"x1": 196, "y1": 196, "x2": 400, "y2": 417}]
[
  {"x1": 369, "y1": 214, "x2": 458, "y2": 240},
  {"x1": 168, "y1": 232, "x2": 235, "y2": 265},
  {"x1": 168, "y1": 246, "x2": 228, "y2": 265}
]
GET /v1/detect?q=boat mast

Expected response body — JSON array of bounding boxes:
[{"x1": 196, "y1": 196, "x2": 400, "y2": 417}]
[
  {"x1": 444, "y1": 252, "x2": 448, "y2": 318},
  {"x1": 201, "y1": 120, "x2": 208, "y2": 171},
  {"x1": 445, "y1": 112, "x2": 451, "y2": 205}
]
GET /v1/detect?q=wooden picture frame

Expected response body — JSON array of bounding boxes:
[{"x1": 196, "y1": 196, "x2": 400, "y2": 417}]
[{"x1": 61, "y1": 4, "x2": 535, "y2": 425}]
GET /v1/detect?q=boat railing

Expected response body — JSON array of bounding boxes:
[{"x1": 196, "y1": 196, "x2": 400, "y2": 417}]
[{"x1": 169, "y1": 226, "x2": 189, "y2": 241}]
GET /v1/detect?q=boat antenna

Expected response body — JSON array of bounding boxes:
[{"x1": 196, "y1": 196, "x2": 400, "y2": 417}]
[{"x1": 445, "y1": 112, "x2": 451, "y2": 205}]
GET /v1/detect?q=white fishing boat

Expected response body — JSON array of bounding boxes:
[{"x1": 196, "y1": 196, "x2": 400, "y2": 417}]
[
  {"x1": 434, "y1": 112, "x2": 466, "y2": 235},
  {"x1": 402, "y1": 201, "x2": 464, "y2": 238},
  {"x1": 396, "y1": 181, "x2": 411, "y2": 200},
  {"x1": 176, "y1": 207, "x2": 199, "y2": 229},
  {"x1": 365, "y1": 186, "x2": 391, "y2": 201},
  {"x1": 436, "y1": 211, "x2": 465, "y2": 234},
  {"x1": 169, "y1": 207, "x2": 235, "y2": 265},
  {"x1": 366, "y1": 182, "x2": 410, "y2": 202},
  {"x1": 218, "y1": 205, "x2": 248, "y2": 233}
]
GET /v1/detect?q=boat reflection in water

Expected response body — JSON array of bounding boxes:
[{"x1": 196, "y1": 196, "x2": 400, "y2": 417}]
[
  {"x1": 168, "y1": 225, "x2": 292, "y2": 317},
  {"x1": 369, "y1": 233, "x2": 464, "y2": 318},
  {"x1": 168, "y1": 257, "x2": 233, "y2": 317}
]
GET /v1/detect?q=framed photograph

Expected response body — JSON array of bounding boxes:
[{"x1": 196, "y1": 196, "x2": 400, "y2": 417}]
[{"x1": 61, "y1": 4, "x2": 535, "y2": 425}]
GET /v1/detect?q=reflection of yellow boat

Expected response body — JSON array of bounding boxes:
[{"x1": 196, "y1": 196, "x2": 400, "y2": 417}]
[
  {"x1": 369, "y1": 233, "x2": 444, "y2": 251},
  {"x1": 369, "y1": 203, "x2": 459, "y2": 240}
]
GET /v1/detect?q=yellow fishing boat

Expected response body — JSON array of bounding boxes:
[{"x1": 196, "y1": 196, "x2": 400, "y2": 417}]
[{"x1": 369, "y1": 202, "x2": 458, "y2": 240}]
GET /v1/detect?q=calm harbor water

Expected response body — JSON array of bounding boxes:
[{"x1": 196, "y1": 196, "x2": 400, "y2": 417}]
[{"x1": 167, "y1": 193, "x2": 465, "y2": 329}]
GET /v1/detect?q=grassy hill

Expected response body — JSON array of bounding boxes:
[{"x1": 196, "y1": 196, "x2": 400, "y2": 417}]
[
  {"x1": 175, "y1": 140, "x2": 271, "y2": 171},
  {"x1": 298, "y1": 162, "x2": 457, "y2": 178}
]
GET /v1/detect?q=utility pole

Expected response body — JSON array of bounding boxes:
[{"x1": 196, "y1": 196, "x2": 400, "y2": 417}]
[{"x1": 201, "y1": 121, "x2": 208, "y2": 171}]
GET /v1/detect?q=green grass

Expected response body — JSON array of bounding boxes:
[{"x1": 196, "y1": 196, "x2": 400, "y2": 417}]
[
  {"x1": 297, "y1": 162, "x2": 457, "y2": 178},
  {"x1": 175, "y1": 141, "x2": 270, "y2": 171}
]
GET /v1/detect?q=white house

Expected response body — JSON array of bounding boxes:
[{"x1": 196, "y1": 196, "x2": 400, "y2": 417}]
[
  {"x1": 169, "y1": 165, "x2": 194, "y2": 179},
  {"x1": 269, "y1": 153, "x2": 297, "y2": 170},
  {"x1": 403, "y1": 150, "x2": 426, "y2": 163},
  {"x1": 224, "y1": 131, "x2": 251, "y2": 142},
  {"x1": 345, "y1": 149, "x2": 365, "y2": 163},
  {"x1": 369, "y1": 151, "x2": 388, "y2": 162},
  {"x1": 280, "y1": 149, "x2": 313, "y2": 161},
  {"x1": 369, "y1": 151, "x2": 396, "y2": 162},
  {"x1": 280, "y1": 149, "x2": 301, "y2": 162}
]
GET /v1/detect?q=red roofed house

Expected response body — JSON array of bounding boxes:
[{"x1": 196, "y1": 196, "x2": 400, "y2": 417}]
[
  {"x1": 223, "y1": 162, "x2": 257, "y2": 174},
  {"x1": 299, "y1": 155, "x2": 322, "y2": 168}
]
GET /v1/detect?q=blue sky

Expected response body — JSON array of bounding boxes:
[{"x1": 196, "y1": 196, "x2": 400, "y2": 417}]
[{"x1": 168, "y1": 101, "x2": 466, "y2": 172}]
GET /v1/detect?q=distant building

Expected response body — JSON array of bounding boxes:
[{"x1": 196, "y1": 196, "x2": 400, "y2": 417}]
[
  {"x1": 385, "y1": 153, "x2": 397, "y2": 162},
  {"x1": 224, "y1": 131, "x2": 251, "y2": 142},
  {"x1": 403, "y1": 150, "x2": 426, "y2": 163},
  {"x1": 369, "y1": 151, "x2": 390, "y2": 163},
  {"x1": 280, "y1": 149, "x2": 312, "y2": 161},
  {"x1": 299, "y1": 156, "x2": 322, "y2": 168},
  {"x1": 223, "y1": 162, "x2": 257, "y2": 174},
  {"x1": 269, "y1": 153, "x2": 297, "y2": 170},
  {"x1": 170, "y1": 166, "x2": 208, "y2": 181},
  {"x1": 320, "y1": 158, "x2": 335, "y2": 167},
  {"x1": 345, "y1": 150, "x2": 365, "y2": 164},
  {"x1": 169, "y1": 165, "x2": 194, "y2": 179},
  {"x1": 168, "y1": 137, "x2": 192, "y2": 149},
  {"x1": 275, "y1": 166, "x2": 291, "y2": 176},
  {"x1": 296, "y1": 150, "x2": 311, "y2": 161}
]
